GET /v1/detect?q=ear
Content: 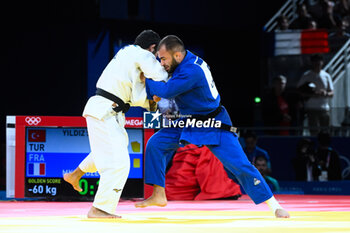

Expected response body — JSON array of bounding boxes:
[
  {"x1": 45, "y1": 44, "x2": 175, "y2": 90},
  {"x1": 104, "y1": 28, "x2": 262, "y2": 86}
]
[
  {"x1": 147, "y1": 44, "x2": 156, "y2": 54},
  {"x1": 173, "y1": 51, "x2": 182, "y2": 62}
]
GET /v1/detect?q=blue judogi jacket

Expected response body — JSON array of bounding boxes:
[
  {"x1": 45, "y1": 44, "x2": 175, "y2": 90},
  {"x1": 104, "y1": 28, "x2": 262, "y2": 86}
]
[{"x1": 146, "y1": 50, "x2": 233, "y2": 145}]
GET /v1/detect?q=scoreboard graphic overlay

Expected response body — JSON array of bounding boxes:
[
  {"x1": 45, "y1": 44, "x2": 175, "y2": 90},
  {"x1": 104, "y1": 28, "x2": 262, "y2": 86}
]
[{"x1": 9, "y1": 116, "x2": 154, "y2": 200}]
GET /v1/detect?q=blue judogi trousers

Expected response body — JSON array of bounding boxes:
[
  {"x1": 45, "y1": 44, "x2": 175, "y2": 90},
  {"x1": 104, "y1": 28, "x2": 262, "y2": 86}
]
[{"x1": 145, "y1": 127, "x2": 273, "y2": 205}]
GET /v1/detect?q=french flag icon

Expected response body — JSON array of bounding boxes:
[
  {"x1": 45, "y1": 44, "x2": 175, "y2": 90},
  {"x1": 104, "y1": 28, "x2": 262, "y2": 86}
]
[{"x1": 28, "y1": 163, "x2": 46, "y2": 176}]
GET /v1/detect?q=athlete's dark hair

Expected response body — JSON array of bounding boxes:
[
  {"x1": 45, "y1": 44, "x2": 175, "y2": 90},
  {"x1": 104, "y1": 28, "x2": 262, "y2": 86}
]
[
  {"x1": 158, "y1": 35, "x2": 185, "y2": 53},
  {"x1": 310, "y1": 53, "x2": 324, "y2": 62},
  {"x1": 134, "y1": 30, "x2": 161, "y2": 49}
]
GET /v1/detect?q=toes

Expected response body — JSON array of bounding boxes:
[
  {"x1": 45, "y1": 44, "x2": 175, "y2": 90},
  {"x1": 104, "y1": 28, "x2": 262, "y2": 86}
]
[{"x1": 134, "y1": 202, "x2": 146, "y2": 208}]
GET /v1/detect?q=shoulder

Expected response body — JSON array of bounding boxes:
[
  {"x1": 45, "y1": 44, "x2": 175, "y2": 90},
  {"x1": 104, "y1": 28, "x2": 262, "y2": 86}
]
[
  {"x1": 183, "y1": 62, "x2": 203, "y2": 74},
  {"x1": 265, "y1": 176, "x2": 278, "y2": 184},
  {"x1": 121, "y1": 45, "x2": 152, "y2": 59},
  {"x1": 133, "y1": 45, "x2": 154, "y2": 59},
  {"x1": 298, "y1": 70, "x2": 312, "y2": 84},
  {"x1": 114, "y1": 45, "x2": 138, "y2": 59},
  {"x1": 181, "y1": 52, "x2": 205, "y2": 73},
  {"x1": 301, "y1": 70, "x2": 313, "y2": 78},
  {"x1": 175, "y1": 62, "x2": 203, "y2": 80},
  {"x1": 256, "y1": 146, "x2": 269, "y2": 157},
  {"x1": 256, "y1": 145, "x2": 268, "y2": 154},
  {"x1": 320, "y1": 70, "x2": 332, "y2": 79}
]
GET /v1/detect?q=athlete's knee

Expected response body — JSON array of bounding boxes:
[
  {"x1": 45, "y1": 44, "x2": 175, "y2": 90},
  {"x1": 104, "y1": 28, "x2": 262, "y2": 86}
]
[
  {"x1": 100, "y1": 160, "x2": 130, "y2": 178},
  {"x1": 145, "y1": 132, "x2": 169, "y2": 155},
  {"x1": 101, "y1": 153, "x2": 130, "y2": 172}
]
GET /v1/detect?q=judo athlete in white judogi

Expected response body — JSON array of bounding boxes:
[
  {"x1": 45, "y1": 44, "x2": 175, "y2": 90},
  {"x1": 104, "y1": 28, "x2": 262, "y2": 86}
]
[{"x1": 64, "y1": 30, "x2": 167, "y2": 218}]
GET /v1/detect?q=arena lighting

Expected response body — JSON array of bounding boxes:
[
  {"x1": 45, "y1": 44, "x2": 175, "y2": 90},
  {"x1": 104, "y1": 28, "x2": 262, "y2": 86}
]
[{"x1": 254, "y1": 97, "x2": 261, "y2": 103}]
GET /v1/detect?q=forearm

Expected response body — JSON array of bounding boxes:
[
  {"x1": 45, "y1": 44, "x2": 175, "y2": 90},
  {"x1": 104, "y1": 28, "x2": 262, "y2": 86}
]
[{"x1": 146, "y1": 78, "x2": 180, "y2": 99}]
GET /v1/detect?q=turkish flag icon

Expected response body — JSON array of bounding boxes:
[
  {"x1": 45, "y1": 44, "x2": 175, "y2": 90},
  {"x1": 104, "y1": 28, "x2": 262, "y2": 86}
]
[{"x1": 28, "y1": 129, "x2": 46, "y2": 142}]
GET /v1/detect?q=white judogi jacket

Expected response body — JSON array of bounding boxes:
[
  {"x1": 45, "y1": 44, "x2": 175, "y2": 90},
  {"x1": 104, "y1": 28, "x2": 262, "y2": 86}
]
[{"x1": 83, "y1": 45, "x2": 168, "y2": 120}]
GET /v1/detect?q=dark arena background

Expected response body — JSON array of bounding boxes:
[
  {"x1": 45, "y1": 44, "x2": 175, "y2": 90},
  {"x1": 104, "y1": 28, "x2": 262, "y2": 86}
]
[{"x1": 1, "y1": 1, "x2": 350, "y2": 232}]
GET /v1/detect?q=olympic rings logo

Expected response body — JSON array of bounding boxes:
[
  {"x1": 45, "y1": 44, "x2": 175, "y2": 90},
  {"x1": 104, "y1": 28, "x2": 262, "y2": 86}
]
[{"x1": 25, "y1": 117, "x2": 42, "y2": 126}]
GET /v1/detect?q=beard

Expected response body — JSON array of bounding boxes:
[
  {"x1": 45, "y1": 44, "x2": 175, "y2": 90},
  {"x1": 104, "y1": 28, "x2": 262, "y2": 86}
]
[{"x1": 167, "y1": 56, "x2": 180, "y2": 74}]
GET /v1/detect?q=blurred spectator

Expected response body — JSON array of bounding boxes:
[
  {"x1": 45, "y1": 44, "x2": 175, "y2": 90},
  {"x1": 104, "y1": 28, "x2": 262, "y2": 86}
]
[
  {"x1": 334, "y1": 0, "x2": 350, "y2": 19},
  {"x1": 262, "y1": 75, "x2": 292, "y2": 135},
  {"x1": 315, "y1": 130, "x2": 342, "y2": 180},
  {"x1": 290, "y1": 3, "x2": 313, "y2": 29},
  {"x1": 243, "y1": 131, "x2": 271, "y2": 173},
  {"x1": 292, "y1": 138, "x2": 320, "y2": 181},
  {"x1": 254, "y1": 156, "x2": 280, "y2": 192},
  {"x1": 307, "y1": 18, "x2": 318, "y2": 29},
  {"x1": 157, "y1": 97, "x2": 179, "y2": 127},
  {"x1": 329, "y1": 18, "x2": 350, "y2": 51},
  {"x1": 276, "y1": 15, "x2": 290, "y2": 31},
  {"x1": 309, "y1": 0, "x2": 337, "y2": 29},
  {"x1": 297, "y1": 54, "x2": 334, "y2": 136}
]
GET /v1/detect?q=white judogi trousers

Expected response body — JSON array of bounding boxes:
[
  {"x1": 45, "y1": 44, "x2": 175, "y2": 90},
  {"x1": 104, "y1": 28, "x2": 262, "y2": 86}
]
[
  {"x1": 79, "y1": 114, "x2": 130, "y2": 215},
  {"x1": 77, "y1": 44, "x2": 167, "y2": 215}
]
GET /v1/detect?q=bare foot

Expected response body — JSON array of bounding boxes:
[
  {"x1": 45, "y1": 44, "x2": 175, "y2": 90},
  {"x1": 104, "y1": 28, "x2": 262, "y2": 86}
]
[
  {"x1": 87, "y1": 206, "x2": 121, "y2": 218},
  {"x1": 275, "y1": 209, "x2": 290, "y2": 218},
  {"x1": 63, "y1": 168, "x2": 85, "y2": 192},
  {"x1": 135, "y1": 185, "x2": 167, "y2": 208},
  {"x1": 135, "y1": 195, "x2": 167, "y2": 208}
]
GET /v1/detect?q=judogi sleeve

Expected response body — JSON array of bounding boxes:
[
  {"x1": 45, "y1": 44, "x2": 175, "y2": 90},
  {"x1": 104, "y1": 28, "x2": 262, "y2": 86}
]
[
  {"x1": 131, "y1": 49, "x2": 168, "y2": 109},
  {"x1": 146, "y1": 66, "x2": 200, "y2": 99},
  {"x1": 136, "y1": 51, "x2": 168, "y2": 82},
  {"x1": 130, "y1": 82, "x2": 150, "y2": 109}
]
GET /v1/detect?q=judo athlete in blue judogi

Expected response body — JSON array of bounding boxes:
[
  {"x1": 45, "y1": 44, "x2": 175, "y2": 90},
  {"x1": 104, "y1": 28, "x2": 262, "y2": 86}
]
[{"x1": 135, "y1": 35, "x2": 290, "y2": 218}]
